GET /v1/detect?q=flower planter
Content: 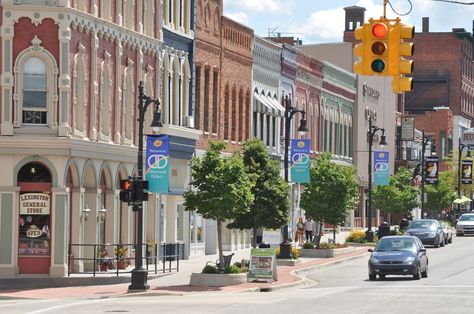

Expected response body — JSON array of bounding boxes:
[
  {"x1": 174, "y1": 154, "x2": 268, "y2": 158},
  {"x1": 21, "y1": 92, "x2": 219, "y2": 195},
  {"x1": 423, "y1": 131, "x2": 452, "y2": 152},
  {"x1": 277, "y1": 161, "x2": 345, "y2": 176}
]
[
  {"x1": 276, "y1": 259, "x2": 301, "y2": 266},
  {"x1": 117, "y1": 260, "x2": 128, "y2": 270},
  {"x1": 299, "y1": 247, "x2": 357, "y2": 258},
  {"x1": 190, "y1": 273, "x2": 247, "y2": 287},
  {"x1": 99, "y1": 264, "x2": 109, "y2": 272}
]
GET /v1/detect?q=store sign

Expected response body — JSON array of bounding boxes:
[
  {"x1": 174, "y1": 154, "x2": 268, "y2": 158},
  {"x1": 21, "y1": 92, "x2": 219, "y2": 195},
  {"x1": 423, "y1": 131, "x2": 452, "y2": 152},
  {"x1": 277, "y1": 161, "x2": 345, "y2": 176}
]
[
  {"x1": 401, "y1": 117, "x2": 415, "y2": 141},
  {"x1": 26, "y1": 225, "x2": 43, "y2": 238},
  {"x1": 20, "y1": 193, "x2": 50, "y2": 215}
]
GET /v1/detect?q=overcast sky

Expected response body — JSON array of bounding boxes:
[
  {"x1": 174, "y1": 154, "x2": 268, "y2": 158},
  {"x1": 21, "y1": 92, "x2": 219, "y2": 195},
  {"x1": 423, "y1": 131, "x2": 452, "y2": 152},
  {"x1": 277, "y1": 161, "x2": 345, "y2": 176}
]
[{"x1": 223, "y1": 0, "x2": 474, "y2": 44}]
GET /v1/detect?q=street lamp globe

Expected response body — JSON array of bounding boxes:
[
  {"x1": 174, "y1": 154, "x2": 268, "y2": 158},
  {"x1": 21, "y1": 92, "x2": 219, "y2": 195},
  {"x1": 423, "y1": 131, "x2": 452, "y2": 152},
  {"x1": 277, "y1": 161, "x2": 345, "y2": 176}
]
[
  {"x1": 297, "y1": 118, "x2": 308, "y2": 136},
  {"x1": 379, "y1": 133, "x2": 387, "y2": 146},
  {"x1": 151, "y1": 110, "x2": 163, "y2": 133}
]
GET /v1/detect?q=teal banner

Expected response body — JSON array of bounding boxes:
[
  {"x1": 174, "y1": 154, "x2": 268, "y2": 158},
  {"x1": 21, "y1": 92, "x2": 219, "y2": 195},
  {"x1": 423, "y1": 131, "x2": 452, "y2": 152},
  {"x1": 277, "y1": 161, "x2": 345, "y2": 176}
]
[
  {"x1": 146, "y1": 135, "x2": 169, "y2": 194},
  {"x1": 374, "y1": 151, "x2": 389, "y2": 186},
  {"x1": 290, "y1": 139, "x2": 311, "y2": 183}
]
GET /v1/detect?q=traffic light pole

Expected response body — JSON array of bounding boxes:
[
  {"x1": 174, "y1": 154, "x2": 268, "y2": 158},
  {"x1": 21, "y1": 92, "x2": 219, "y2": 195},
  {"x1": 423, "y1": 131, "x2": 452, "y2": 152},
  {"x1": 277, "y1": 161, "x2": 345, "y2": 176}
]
[{"x1": 129, "y1": 82, "x2": 160, "y2": 291}]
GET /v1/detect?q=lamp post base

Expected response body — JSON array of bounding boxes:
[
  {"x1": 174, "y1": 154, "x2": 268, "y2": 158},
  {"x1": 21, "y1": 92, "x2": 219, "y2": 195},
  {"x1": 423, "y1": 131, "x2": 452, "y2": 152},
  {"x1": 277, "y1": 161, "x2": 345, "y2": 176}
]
[
  {"x1": 365, "y1": 230, "x2": 375, "y2": 243},
  {"x1": 128, "y1": 268, "x2": 150, "y2": 292}
]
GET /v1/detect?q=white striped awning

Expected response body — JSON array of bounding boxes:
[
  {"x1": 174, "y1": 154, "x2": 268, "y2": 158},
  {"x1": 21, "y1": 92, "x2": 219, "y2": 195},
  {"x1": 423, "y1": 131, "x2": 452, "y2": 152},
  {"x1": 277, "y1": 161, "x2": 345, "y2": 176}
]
[
  {"x1": 254, "y1": 92, "x2": 276, "y2": 115},
  {"x1": 266, "y1": 95, "x2": 285, "y2": 117}
]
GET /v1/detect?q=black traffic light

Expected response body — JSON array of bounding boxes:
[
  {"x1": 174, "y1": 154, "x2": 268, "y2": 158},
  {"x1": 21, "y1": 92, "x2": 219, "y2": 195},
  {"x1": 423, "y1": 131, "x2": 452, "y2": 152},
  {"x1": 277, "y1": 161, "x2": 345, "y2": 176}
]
[{"x1": 120, "y1": 178, "x2": 135, "y2": 203}]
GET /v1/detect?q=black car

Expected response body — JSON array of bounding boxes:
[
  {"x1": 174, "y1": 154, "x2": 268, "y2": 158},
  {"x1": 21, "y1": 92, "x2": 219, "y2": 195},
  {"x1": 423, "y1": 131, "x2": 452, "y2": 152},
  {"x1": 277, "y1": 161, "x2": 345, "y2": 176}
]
[
  {"x1": 368, "y1": 236, "x2": 428, "y2": 280},
  {"x1": 404, "y1": 219, "x2": 445, "y2": 248}
]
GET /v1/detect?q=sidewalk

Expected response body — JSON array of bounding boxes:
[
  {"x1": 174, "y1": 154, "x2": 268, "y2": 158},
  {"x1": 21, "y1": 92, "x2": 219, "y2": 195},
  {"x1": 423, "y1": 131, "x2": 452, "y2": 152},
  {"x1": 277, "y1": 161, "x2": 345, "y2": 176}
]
[{"x1": 0, "y1": 231, "x2": 369, "y2": 299}]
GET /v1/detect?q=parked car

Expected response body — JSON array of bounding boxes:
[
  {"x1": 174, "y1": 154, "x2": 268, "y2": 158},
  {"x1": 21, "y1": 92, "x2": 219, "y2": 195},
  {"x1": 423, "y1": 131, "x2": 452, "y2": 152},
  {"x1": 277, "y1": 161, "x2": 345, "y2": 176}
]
[
  {"x1": 456, "y1": 213, "x2": 474, "y2": 236},
  {"x1": 404, "y1": 219, "x2": 445, "y2": 248},
  {"x1": 441, "y1": 223, "x2": 453, "y2": 244},
  {"x1": 368, "y1": 235, "x2": 428, "y2": 281}
]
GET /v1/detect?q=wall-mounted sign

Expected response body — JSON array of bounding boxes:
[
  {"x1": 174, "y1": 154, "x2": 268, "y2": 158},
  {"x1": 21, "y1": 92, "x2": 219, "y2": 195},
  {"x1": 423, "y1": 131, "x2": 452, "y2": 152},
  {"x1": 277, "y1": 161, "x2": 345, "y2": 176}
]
[
  {"x1": 401, "y1": 117, "x2": 415, "y2": 141},
  {"x1": 363, "y1": 83, "x2": 380, "y2": 101},
  {"x1": 19, "y1": 193, "x2": 50, "y2": 215},
  {"x1": 461, "y1": 128, "x2": 474, "y2": 146}
]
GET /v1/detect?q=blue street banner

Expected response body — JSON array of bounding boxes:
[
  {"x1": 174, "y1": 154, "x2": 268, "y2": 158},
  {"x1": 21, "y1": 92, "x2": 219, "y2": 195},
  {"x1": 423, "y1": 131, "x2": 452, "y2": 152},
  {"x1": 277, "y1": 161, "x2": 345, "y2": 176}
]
[
  {"x1": 374, "y1": 151, "x2": 389, "y2": 186},
  {"x1": 146, "y1": 135, "x2": 169, "y2": 194},
  {"x1": 290, "y1": 139, "x2": 311, "y2": 183}
]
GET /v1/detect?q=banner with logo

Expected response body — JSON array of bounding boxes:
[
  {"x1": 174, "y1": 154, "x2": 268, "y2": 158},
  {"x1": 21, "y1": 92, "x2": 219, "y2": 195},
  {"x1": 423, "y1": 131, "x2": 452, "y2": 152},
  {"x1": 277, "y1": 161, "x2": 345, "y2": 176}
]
[
  {"x1": 290, "y1": 139, "x2": 311, "y2": 183},
  {"x1": 146, "y1": 135, "x2": 169, "y2": 194},
  {"x1": 424, "y1": 156, "x2": 439, "y2": 185},
  {"x1": 462, "y1": 160, "x2": 472, "y2": 184},
  {"x1": 374, "y1": 151, "x2": 390, "y2": 186}
]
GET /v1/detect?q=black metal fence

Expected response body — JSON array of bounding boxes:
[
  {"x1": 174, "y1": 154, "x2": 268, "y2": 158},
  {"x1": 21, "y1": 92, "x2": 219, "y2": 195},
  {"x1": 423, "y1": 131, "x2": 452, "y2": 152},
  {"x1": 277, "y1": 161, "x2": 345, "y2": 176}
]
[{"x1": 67, "y1": 242, "x2": 184, "y2": 277}]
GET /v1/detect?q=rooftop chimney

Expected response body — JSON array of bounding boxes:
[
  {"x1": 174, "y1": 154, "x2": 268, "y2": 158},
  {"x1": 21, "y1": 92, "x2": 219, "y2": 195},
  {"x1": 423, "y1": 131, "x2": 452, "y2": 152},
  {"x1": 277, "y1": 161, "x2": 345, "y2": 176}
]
[{"x1": 422, "y1": 17, "x2": 429, "y2": 33}]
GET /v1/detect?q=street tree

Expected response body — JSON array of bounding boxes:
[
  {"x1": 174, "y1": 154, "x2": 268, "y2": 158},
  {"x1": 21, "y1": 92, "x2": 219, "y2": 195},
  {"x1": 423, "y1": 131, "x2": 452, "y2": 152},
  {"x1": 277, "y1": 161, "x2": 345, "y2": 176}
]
[
  {"x1": 372, "y1": 167, "x2": 418, "y2": 220},
  {"x1": 183, "y1": 141, "x2": 255, "y2": 270},
  {"x1": 227, "y1": 138, "x2": 290, "y2": 248},
  {"x1": 424, "y1": 171, "x2": 456, "y2": 218},
  {"x1": 300, "y1": 152, "x2": 359, "y2": 246}
]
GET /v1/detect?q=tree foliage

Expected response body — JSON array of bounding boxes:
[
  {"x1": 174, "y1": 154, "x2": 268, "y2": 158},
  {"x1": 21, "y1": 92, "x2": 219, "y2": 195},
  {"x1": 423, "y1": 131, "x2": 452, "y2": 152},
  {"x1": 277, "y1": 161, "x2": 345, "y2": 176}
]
[
  {"x1": 372, "y1": 167, "x2": 418, "y2": 217},
  {"x1": 424, "y1": 171, "x2": 456, "y2": 217},
  {"x1": 183, "y1": 141, "x2": 255, "y2": 268},
  {"x1": 300, "y1": 152, "x2": 359, "y2": 244},
  {"x1": 227, "y1": 139, "x2": 290, "y2": 247}
]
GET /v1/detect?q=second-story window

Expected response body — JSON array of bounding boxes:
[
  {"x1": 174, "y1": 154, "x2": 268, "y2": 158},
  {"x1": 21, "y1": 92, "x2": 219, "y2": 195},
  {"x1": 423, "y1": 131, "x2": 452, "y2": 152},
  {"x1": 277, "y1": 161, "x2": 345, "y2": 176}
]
[{"x1": 23, "y1": 57, "x2": 47, "y2": 125}]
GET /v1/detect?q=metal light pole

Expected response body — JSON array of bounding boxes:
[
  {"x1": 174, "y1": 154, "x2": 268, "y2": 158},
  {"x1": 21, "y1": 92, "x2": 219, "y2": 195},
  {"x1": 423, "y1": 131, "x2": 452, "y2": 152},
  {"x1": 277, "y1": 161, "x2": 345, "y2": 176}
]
[
  {"x1": 458, "y1": 138, "x2": 469, "y2": 213},
  {"x1": 281, "y1": 94, "x2": 308, "y2": 258},
  {"x1": 420, "y1": 131, "x2": 435, "y2": 218},
  {"x1": 367, "y1": 117, "x2": 387, "y2": 242},
  {"x1": 129, "y1": 81, "x2": 162, "y2": 291}
]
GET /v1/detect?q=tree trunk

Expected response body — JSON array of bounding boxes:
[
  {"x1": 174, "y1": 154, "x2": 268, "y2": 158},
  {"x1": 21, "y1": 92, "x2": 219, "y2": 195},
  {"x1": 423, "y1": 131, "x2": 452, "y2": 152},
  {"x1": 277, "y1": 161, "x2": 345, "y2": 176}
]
[
  {"x1": 252, "y1": 228, "x2": 257, "y2": 248},
  {"x1": 217, "y1": 219, "x2": 224, "y2": 271},
  {"x1": 314, "y1": 221, "x2": 323, "y2": 248},
  {"x1": 333, "y1": 226, "x2": 336, "y2": 244}
]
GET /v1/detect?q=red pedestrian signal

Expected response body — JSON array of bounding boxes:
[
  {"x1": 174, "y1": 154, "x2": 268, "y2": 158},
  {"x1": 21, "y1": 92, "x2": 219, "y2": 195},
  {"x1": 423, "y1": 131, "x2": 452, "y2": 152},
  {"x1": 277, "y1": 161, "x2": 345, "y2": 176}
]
[{"x1": 120, "y1": 178, "x2": 134, "y2": 203}]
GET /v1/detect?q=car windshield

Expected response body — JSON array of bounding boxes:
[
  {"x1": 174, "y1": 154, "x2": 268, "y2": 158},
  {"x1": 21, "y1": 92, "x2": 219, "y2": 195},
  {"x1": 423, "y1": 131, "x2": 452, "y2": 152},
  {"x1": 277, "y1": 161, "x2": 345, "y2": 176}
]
[
  {"x1": 375, "y1": 238, "x2": 417, "y2": 252},
  {"x1": 408, "y1": 221, "x2": 437, "y2": 230},
  {"x1": 459, "y1": 215, "x2": 474, "y2": 221}
]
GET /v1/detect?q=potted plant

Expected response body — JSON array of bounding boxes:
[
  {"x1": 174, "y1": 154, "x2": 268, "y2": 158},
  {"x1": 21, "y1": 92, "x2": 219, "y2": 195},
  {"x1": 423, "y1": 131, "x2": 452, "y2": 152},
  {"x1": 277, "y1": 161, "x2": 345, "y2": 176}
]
[
  {"x1": 97, "y1": 247, "x2": 114, "y2": 271},
  {"x1": 114, "y1": 245, "x2": 129, "y2": 269}
]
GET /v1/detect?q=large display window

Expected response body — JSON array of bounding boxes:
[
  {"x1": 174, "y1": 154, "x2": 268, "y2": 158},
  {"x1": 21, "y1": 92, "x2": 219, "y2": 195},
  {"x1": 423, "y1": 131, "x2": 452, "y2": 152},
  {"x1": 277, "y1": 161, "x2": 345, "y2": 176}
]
[{"x1": 18, "y1": 193, "x2": 51, "y2": 256}]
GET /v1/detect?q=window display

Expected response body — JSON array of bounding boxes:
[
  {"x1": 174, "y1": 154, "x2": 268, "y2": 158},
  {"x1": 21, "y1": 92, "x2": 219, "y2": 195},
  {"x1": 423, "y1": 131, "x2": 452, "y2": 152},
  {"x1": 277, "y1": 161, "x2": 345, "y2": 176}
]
[{"x1": 18, "y1": 193, "x2": 51, "y2": 256}]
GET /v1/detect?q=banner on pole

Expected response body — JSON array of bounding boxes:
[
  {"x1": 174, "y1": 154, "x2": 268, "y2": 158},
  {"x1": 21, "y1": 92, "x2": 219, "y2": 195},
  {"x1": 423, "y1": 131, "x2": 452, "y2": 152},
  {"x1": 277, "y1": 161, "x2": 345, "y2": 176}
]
[
  {"x1": 374, "y1": 151, "x2": 389, "y2": 186},
  {"x1": 424, "y1": 156, "x2": 439, "y2": 185},
  {"x1": 462, "y1": 160, "x2": 472, "y2": 184},
  {"x1": 290, "y1": 139, "x2": 311, "y2": 183},
  {"x1": 146, "y1": 135, "x2": 169, "y2": 194}
]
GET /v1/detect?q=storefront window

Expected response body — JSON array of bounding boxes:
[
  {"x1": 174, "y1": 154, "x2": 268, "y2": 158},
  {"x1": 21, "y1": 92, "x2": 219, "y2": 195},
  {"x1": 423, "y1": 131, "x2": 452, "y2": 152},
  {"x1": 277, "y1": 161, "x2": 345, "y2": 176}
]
[{"x1": 18, "y1": 192, "x2": 51, "y2": 256}]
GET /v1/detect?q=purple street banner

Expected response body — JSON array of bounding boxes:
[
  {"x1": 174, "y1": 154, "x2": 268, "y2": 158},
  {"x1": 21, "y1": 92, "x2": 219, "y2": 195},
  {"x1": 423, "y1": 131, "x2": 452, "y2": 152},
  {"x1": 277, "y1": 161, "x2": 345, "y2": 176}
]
[
  {"x1": 424, "y1": 156, "x2": 439, "y2": 185},
  {"x1": 146, "y1": 135, "x2": 169, "y2": 194},
  {"x1": 374, "y1": 151, "x2": 389, "y2": 186},
  {"x1": 462, "y1": 160, "x2": 472, "y2": 184},
  {"x1": 290, "y1": 139, "x2": 311, "y2": 183}
]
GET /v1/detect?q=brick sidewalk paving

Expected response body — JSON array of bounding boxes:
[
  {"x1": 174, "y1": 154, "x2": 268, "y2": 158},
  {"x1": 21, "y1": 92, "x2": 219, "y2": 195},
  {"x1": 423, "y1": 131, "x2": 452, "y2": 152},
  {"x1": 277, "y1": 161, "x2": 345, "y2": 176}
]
[{"x1": 0, "y1": 246, "x2": 370, "y2": 299}]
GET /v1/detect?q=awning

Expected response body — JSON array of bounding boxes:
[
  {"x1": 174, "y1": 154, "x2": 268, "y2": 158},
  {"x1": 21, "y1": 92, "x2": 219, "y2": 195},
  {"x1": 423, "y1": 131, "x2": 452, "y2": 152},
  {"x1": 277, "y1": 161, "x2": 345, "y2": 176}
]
[
  {"x1": 253, "y1": 92, "x2": 276, "y2": 115},
  {"x1": 453, "y1": 195, "x2": 471, "y2": 204},
  {"x1": 265, "y1": 95, "x2": 285, "y2": 117}
]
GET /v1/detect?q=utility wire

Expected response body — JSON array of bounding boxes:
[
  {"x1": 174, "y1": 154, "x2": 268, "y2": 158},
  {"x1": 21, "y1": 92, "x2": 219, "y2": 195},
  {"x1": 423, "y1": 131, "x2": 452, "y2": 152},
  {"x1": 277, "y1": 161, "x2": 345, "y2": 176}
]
[
  {"x1": 431, "y1": 0, "x2": 474, "y2": 4},
  {"x1": 388, "y1": 0, "x2": 413, "y2": 16}
]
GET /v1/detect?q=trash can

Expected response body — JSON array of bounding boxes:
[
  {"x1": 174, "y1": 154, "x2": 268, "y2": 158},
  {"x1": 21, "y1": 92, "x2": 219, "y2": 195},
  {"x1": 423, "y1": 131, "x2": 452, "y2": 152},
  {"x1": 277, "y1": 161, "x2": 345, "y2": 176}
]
[
  {"x1": 279, "y1": 242, "x2": 292, "y2": 259},
  {"x1": 258, "y1": 242, "x2": 270, "y2": 248},
  {"x1": 378, "y1": 222, "x2": 390, "y2": 239}
]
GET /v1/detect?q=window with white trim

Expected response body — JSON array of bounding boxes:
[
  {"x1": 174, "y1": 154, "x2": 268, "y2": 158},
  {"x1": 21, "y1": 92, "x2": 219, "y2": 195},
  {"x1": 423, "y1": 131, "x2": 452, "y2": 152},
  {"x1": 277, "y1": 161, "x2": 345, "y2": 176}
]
[{"x1": 22, "y1": 57, "x2": 47, "y2": 125}]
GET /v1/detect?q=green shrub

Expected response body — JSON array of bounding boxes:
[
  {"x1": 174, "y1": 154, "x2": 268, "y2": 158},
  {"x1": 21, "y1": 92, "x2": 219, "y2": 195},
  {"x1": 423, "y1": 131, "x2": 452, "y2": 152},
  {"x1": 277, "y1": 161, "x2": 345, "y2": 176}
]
[
  {"x1": 302, "y1": 241, "x2": 315, "y2": 249},
  {"x1": 318, "y1": 242, "x2": 336, "y2": 249},
  {"x1": 202, "y1": 265, "x2": 218, "y2": 274},
  {"x1": 345, "y1": 229, "x2": 368, "y2": 243},
  {"x1": 224, "y1": 264, "x2": 242, "y2": 274}
]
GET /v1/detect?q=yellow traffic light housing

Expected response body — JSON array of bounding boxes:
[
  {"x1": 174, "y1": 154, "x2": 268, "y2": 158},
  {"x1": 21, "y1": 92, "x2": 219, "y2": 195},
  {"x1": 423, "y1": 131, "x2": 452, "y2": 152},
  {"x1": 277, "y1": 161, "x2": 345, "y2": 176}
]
[{"x1": 389, "y1": 20, "x2": 415, "y2": 93}]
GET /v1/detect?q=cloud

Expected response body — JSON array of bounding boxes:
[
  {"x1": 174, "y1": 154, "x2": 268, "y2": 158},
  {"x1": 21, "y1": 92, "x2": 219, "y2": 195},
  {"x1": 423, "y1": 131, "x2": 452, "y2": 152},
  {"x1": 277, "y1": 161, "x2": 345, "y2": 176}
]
[
  {"x1": 225, "y1": 0, "x2": 293, "y2": 14},
  {"x1": 223, "y1": 12, "x2": 249, "y2": 26}
]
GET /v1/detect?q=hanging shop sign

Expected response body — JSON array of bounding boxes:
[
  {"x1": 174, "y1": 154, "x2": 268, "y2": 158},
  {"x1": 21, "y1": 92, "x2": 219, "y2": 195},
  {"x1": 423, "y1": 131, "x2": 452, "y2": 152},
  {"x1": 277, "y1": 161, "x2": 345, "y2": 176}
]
[
  {"x1": 374, "y1": 151, "x2": 390, "y2": 186},
  {"x1": 462, "y1": 160, "x2": 472, "y2": 184},
  {"x1": 424, "y1": 156, "x2": 439, "y2": 185},
  {"x1": 19, "y1": 193, "x2": 50, "y2": 215},
  {"x1": 146, "y1": 135, "x2": 170, "y2": 194},
  {"x1": 401, "y1": 117, "x2": 415, "y2": 141},
  {"x1": 290, "y1": 139, "x2": 311, "y2": 183}
]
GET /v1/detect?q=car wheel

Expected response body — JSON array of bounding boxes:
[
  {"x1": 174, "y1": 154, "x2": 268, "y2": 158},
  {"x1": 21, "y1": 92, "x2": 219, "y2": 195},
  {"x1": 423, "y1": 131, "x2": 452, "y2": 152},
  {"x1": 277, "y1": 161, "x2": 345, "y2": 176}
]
[
  {"x1": 369, "y1": 274, "x2": 376, "y2": 281},
  {"x1": 413, "y1": 265, "x2": 421, "y2": 280},
  {"x1": 434, "y1": 239, "x2": 439, "y2": 248},
  {"x1": 421, "y1": 263, "x2": 428, "y2": 278},
  {"x1": 379, "y1": 274, "x2": 386, "y2": 279}
]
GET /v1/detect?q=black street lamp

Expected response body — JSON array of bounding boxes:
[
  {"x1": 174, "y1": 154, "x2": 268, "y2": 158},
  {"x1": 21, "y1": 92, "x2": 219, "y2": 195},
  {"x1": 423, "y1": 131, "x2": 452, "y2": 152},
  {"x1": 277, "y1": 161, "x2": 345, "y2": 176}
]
[
  {"x1": 280, "y1": 94, "x2": 308, "y2": 259},
  {"x1": 366, "y1": 117, "x2": 387, "y2": 242},
  {"x1": 129, "y1": 81, "x2": 162, "y2": 291},
  {"x1": 420, "y1": 131, "x2": 436, "y2": 218},
  {"x1": 457, "y1": 138, "x2": 470, "y2": 213}
]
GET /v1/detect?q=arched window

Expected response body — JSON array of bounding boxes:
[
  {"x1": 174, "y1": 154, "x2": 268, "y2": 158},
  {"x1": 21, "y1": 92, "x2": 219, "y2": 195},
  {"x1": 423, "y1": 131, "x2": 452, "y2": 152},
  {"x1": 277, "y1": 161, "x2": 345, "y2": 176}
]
[
  {"x1": 22, "y1": 57, "x2": 47, "y2": 125},
  {"x1": 100, "y1": 52, "x2": 112, "y2": 140},
  {"x1": 124, "y1": 0, "x2": 135, "y2": 30},
  {"x1": 73, "y1": 43, "x2": 87, "y2": 135},
  {"x1": 144, "y1": 0, "x2": 155, "y2": 36},
  {"x1": 161, "y1": 50, "x2": 170, "y2": 125},
  {"x1": 172, "y1": 56, "x2": 181, "y2": 125},
  {"x1": 144, "y1": 65, "x2": 154, "y2": 134},
  {"x1": 101, "y1": 1, "x2": 111, "y2": 21},
  {"x1": 123, "y1": 59, "x2": 134, "y2": 142}
]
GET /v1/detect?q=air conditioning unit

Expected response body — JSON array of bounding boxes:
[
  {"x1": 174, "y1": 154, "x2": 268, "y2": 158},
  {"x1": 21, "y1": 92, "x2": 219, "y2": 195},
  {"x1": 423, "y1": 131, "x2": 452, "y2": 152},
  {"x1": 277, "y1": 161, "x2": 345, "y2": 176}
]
[{"x1": 182, "y1": 116, "x2": 194, "y2": 128}]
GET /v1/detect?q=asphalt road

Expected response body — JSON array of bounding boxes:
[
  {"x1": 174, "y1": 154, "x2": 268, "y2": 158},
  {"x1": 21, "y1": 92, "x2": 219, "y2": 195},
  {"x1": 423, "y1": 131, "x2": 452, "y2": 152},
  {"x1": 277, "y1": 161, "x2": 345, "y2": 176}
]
[{"x1": 2, "y1": 235, "x2": 474, "y2": 314}]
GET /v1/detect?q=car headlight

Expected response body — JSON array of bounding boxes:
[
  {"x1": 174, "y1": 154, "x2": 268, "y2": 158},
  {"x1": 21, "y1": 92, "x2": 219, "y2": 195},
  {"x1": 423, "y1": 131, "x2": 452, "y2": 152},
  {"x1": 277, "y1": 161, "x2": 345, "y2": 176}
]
[
  {"x1": 369, "y1": 256, "x2": 381, "y2": 264},
  {"x1": 428, "y1": 232, "x2": 436, "y2": 237},
  {"x1": 404, "y1": 256, "x2": 415, "y2": 264}
]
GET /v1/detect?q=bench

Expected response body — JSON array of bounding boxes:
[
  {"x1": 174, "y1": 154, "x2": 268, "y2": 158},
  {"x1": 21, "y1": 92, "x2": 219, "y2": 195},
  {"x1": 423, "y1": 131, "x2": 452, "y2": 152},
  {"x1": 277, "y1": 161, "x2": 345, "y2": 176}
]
[{"x1": 206, "y1": 253, "x2": 234, "y2": 269}]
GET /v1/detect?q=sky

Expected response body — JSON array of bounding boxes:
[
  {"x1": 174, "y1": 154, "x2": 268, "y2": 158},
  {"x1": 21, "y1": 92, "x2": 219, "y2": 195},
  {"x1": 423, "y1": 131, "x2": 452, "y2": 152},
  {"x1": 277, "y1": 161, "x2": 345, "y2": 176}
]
[{"x1": 223, "y1": 0, "x2": 474, "y2": 44}]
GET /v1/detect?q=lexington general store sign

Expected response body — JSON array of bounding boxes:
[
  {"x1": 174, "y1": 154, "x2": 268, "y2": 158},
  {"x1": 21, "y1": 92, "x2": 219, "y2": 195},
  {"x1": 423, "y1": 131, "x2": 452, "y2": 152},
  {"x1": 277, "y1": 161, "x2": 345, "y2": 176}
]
[{"x1": 19, "y1": 193, "x2": 50, "y2": 215}]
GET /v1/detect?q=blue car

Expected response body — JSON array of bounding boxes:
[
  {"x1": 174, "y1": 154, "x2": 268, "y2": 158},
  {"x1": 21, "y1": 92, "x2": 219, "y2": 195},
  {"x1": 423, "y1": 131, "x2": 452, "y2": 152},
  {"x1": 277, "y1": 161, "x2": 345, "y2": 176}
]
[{"x1": 368, "y1": 236, "x2": 428, "y2": 281}]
